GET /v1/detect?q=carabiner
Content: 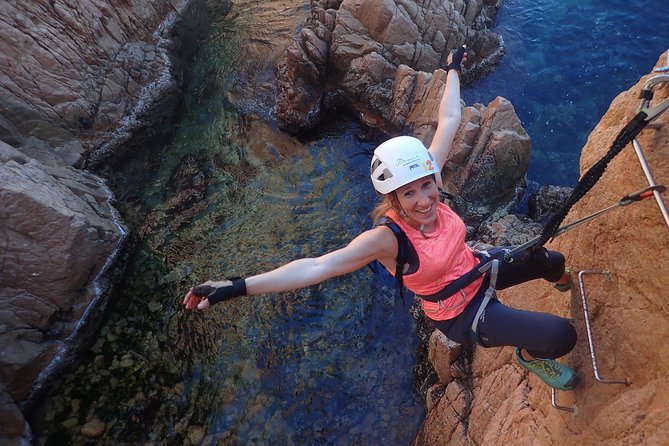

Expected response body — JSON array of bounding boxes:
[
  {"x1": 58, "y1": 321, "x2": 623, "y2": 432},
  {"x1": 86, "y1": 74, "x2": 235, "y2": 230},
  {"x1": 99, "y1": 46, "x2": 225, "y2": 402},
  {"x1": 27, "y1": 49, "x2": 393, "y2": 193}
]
[
  {"x1": 619, "y1": 185, "x2": 666, "y2": 205},
  {"x1": 637, "y1": 74, "x2": 669, "y2": 123}
]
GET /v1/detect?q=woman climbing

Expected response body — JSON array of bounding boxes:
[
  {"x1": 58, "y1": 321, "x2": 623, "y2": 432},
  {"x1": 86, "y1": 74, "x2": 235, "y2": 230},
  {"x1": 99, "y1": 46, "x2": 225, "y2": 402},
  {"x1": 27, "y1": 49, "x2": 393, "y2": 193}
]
[{"x1": 182, "y1": 45, "x2": 579, "y2": 391}]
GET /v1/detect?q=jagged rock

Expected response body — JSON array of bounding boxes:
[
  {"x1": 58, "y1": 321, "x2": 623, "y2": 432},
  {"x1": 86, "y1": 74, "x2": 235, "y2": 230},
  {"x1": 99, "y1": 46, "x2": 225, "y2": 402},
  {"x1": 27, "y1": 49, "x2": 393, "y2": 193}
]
[
  {"x1": 0, "y1": 385, "x2": 25, "y2": 438},
  {"x1": 275, "y1": 2, "x2": 340, "y2": 130},
  {"x1": 275, "y1": 0, "x2": 504, "y2": 132},
  {"x1": 413, "y1": 380, "x2": 471, "y2": 446},
  {"x1": 0, "y1": 141, "x2": 124, "y2": 434},
  {"x1": 447, "y1": 97, "x2": 531, "y2": 227},
  {"x1": 528, "y1": 184, "x2": 574, "y2": 224},
  {"x1": 477, "y1": 213, "x2": 543, "y2": 246},
  {"x1": 387, "y1": 68, "x2": 532, "y2": 229},
  {"x1": 0, "y1": 3, "x2": 196, "y2": 439},
  {"x1": 415, "y1": 50, "x2": 669, "y2": 446},
  {"x1": 428, "y1": 330, "x2": 463, "y2": 384},
  {"x1": 0, "y1": 0, "x2": 185, "y2": 164}
]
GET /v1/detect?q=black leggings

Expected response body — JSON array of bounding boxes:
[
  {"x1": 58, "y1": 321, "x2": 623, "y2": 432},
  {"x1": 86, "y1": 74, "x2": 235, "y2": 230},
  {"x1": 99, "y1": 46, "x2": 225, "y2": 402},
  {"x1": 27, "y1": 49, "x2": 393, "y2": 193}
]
[{"x1": 431, "y1": 249, "x2": 577, "y2": 359}]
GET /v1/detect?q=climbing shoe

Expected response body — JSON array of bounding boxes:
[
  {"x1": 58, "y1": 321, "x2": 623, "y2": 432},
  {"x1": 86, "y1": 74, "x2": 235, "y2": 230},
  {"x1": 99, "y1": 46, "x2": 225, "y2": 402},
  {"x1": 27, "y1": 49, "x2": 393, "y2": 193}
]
[
  {"x1": 515, "y1": 348, "x2": 580, "y2": 390},
  {"x1": 551, "y1": 267, "x2": 572, "y2": 292}
]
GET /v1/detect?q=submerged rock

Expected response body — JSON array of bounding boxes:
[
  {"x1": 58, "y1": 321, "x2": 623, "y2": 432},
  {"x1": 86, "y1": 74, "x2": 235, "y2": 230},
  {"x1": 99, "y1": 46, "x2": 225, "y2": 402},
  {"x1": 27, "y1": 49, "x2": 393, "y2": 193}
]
[{"x1": 80, "y1": 418, "x2": 106, "y2": 439}]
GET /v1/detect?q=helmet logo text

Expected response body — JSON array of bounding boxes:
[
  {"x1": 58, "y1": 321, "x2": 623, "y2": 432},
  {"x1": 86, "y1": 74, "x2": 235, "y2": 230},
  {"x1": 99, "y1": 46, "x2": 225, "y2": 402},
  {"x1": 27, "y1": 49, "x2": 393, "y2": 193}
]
[{"x1": 395, "y1": 154, "x2": 421, "y2": 167}]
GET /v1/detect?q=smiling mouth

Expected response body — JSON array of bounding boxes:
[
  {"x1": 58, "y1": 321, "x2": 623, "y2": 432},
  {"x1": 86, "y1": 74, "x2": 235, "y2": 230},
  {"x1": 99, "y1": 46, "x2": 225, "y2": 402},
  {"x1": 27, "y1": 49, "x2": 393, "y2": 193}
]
[{"x1": 415, "y1": 203, "x2": 434, "y2": 215}]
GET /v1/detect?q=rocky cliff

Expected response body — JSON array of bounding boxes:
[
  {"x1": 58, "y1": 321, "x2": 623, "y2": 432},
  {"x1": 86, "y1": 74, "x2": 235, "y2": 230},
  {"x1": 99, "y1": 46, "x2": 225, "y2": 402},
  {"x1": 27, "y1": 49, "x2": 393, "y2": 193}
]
[
  {"x1": 0, "y1": 0, "x2": 186, "y2": 166},
  {"x1": 3, "y1": 0, "x2": 666, "y2": 444},
  {"x1": 0, "y1": 1, "x2": 195, "y2": 442},
  {"x1": 275, "y1": 0, "x2": 504, "y2": 132},
  {"x1": 417, "y1": 52, "x2": 669, "y2": 446},
  {"x1": 0, "y1": 140, "x2": 126, "y2": 439}
]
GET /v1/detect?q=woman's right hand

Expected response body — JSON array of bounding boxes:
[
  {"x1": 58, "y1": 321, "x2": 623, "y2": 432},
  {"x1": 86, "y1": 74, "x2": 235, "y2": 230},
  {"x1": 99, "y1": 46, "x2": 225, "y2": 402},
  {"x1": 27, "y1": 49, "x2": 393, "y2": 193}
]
[
  {"x1": 182, "y1": 280, "x2": 224, "y2": 310},
  {"x1": 183, "y1": 279, "x2": 244, "y2": 310}
]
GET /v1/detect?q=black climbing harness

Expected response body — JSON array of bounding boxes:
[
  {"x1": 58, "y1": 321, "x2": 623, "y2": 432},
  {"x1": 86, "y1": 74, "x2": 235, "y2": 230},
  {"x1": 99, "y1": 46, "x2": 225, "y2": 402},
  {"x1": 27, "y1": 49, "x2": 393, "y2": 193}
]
[{"x1": 384, "y1": 220, "x2": 410, "y2": 306}]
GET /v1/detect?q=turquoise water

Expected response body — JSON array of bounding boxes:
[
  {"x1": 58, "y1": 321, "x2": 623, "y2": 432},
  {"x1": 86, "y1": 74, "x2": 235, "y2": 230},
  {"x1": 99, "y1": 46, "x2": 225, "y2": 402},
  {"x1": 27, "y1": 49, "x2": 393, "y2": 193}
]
[{"x1": 463, "y1": 0, "x2": 669, "y2": 186}]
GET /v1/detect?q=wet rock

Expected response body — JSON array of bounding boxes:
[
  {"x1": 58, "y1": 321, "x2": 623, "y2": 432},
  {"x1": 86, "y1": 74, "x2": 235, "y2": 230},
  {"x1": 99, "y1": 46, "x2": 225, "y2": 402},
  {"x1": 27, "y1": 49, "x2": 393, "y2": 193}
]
[
  {"x1": 71, "y1": 399, "x2": 81, "y2": 414},
  {"x1": 0, "y1": 141, "x2": 124, "y2": 416},
  {"x1": 119, "y1": 355, "x2": 134, "y2": 369},
  {"x1": 94, "y1": 355, "x2": 105, "y2": 368},
  {"x1": 62, "y1": 417, "x2": 79, "y2": 429},
  {"x1": 187, "y1": 426, "x2": 205, "y2": 444}
]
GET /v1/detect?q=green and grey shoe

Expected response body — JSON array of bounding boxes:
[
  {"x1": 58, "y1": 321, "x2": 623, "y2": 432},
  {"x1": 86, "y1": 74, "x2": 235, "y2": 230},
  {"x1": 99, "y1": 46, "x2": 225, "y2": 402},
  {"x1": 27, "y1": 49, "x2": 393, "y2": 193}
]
[{"x1": 515, "y1": 348, "x2": 580, "y2": 390}]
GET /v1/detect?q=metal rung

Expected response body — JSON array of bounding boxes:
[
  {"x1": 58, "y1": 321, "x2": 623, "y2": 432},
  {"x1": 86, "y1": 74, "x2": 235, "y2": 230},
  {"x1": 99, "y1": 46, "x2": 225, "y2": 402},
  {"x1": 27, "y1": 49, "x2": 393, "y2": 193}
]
[
  {"x1": 632, "y1": 138, "x2": 669, "y2": 230},
  {"x1": 578, "y1": 270, "x2": 630, "y2": 385},
  {"x1": 551, "y1": 387, "x2": 576, "y2": 413}
]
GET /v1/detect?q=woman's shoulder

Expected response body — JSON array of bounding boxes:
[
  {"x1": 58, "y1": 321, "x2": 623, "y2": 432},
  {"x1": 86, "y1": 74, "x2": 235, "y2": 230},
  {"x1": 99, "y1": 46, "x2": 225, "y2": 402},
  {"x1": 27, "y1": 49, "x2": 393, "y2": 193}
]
[{"x1": 360, "y1": 225, "x2": 400, "y2": 259}]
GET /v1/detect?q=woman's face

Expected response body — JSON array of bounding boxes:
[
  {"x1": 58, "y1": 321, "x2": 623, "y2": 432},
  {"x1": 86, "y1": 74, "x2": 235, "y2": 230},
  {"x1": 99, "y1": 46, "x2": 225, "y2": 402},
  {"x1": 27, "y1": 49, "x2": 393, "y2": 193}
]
[{"x1": 394, "y1": 176, "x2": 439, "y2": 229}]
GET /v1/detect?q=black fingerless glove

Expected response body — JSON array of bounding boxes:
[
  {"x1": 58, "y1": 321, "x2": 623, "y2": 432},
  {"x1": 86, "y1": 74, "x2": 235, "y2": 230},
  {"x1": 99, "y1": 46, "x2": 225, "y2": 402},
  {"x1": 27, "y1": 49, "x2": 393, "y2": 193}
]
[
  {"x1": 446, "y1": 45, "x2": 467, "y2": 73},
  {"x1": 192, "y1": 277, "x2": 247, "y2": 305}
]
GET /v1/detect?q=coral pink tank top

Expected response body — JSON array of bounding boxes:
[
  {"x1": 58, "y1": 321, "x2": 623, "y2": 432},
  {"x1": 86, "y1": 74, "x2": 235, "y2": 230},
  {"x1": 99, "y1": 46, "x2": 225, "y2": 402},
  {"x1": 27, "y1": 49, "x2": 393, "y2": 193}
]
[{"x1": 386, "y1": 203, "x2": 484, "y2": 320}]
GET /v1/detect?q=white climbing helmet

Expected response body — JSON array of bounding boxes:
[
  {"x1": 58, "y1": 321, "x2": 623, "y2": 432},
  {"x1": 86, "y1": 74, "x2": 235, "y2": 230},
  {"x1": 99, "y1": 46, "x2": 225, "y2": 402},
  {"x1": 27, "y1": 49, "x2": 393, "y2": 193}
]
[{"x1": 370, "y1": 136, "x2": 440, "y2": 194}]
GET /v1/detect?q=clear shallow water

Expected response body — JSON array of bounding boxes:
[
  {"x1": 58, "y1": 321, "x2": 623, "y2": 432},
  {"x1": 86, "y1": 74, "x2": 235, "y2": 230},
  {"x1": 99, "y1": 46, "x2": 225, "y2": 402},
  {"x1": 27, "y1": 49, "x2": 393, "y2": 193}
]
[
  {"x1": 32, "y1": 2, "x2": 424, "y2": 444},
  {"x1": 463, "y1": 0, "x2": 669, "y2": 186}
]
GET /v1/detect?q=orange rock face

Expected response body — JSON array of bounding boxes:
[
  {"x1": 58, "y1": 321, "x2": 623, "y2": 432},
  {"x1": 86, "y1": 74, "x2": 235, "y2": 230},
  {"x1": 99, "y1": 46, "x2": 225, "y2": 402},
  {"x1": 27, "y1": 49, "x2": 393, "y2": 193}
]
[{"x1": 417, "y1": 51, "x2": 669, "y2": 445}]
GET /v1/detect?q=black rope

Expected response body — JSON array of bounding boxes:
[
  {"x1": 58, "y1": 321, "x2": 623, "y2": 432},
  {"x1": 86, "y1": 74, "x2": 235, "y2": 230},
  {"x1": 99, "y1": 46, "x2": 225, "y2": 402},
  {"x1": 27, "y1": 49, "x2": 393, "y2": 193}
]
[{"x1": 536, "y1": 110, "x2": 650, "y2": 247}]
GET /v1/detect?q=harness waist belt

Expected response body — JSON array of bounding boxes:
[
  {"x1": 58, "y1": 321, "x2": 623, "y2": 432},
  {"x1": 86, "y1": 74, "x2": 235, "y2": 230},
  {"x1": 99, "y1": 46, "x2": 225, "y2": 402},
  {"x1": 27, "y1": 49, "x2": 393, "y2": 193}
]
[{"x1": 418, "y1": 252, "x2": 492, "y2": 303}]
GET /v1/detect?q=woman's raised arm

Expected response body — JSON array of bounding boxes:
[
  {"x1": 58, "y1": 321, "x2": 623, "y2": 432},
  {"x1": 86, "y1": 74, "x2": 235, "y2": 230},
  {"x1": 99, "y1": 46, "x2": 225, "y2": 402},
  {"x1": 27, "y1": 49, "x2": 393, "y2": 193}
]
[{"x1": 428, "y1": 45, "x2": 467, "y2": 173}]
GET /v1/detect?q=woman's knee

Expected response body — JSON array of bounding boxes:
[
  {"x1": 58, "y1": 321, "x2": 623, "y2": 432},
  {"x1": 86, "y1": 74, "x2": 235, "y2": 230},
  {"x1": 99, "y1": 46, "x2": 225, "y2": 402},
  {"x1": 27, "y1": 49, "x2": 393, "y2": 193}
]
[{"x1": 543, "y1": 318, "x2": 577, "y2": 358}]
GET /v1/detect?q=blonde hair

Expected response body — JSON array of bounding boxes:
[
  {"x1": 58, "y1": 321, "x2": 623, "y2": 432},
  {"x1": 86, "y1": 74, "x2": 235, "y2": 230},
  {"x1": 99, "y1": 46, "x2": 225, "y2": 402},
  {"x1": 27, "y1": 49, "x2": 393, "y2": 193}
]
[
  {"x1": 370, "y1": 188, "x2": 432, "y2": 239},
  {"x1": 371, "y1": 195, "x2": 395, "y2": 225}
]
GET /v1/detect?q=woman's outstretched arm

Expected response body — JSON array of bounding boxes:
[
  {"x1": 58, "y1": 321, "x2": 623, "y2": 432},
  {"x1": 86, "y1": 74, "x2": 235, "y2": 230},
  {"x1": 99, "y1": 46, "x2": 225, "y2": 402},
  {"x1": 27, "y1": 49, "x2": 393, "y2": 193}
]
[{"x1": 183, "y1": 226, "x2": 398, "y2": 310}]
